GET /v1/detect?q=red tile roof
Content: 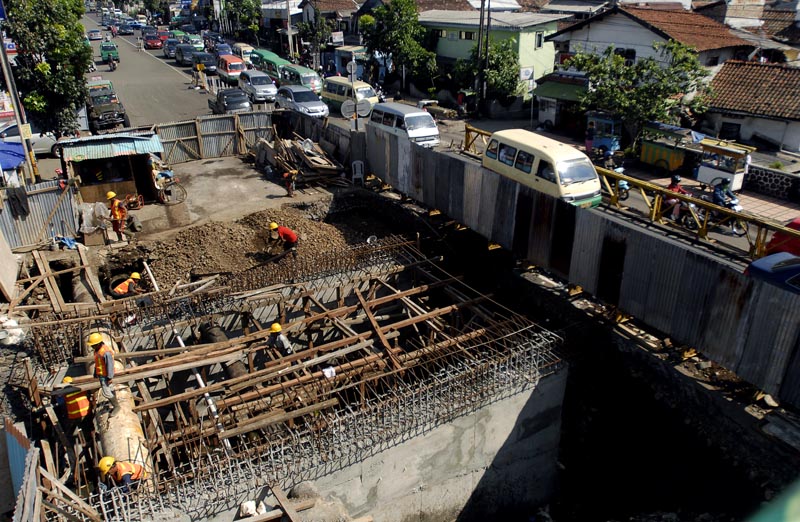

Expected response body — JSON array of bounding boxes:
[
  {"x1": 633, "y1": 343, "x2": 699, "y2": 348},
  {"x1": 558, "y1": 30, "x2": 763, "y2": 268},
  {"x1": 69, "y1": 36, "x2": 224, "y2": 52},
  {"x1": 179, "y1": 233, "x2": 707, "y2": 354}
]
[
  {"x1": 708, "y1": 61, "x2": 800, "y2": 120},
  {"x1": 299, "y1": 0, "x2": 359, "y2": 12},
  {"x1": 621, "y1": 6, "x2": 752, "y2": 51},
  {"x1": 416, "y1": 0, "x2": 474, "y2": 11},
  {"x1": 757, "y1": 8, "x2": 800, "y2": 43}
]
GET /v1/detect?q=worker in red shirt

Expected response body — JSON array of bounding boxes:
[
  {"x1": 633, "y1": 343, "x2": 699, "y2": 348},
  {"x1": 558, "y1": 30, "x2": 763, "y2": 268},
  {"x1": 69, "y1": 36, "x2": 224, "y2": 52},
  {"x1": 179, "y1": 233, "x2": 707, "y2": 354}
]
[{"x1": 269, "y1": 222, "x2": 298, "y2": 256}]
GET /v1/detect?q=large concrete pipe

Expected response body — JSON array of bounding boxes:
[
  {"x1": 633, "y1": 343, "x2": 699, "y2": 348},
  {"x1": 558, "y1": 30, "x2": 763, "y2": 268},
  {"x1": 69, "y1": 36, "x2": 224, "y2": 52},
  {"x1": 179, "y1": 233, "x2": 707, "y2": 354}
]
[
  {"x1": 83, "y1": 330, "x2": 152, "y2": 474},
  {"x1": 199, "y1": 322, "x2": 247, "y2": 379}
]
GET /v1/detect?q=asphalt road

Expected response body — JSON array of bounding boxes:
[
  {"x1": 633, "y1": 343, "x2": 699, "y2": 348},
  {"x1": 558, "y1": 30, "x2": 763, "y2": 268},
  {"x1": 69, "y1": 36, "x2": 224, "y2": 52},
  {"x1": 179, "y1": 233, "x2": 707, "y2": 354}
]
[{"x1": 83, "y1": 15, "x2": 209, "y2": 125}]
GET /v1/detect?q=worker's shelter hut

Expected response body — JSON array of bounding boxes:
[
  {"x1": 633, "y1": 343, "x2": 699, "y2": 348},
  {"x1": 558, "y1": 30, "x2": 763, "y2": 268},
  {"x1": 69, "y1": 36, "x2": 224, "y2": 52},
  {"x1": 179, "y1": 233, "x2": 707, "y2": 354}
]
[{"x1": 59, "y1": 132, "x2": 164, "y2": 203}]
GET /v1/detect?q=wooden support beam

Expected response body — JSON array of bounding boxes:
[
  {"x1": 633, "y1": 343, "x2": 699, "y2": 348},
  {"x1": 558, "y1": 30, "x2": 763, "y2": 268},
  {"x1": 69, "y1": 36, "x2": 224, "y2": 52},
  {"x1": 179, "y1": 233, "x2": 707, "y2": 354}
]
[
  {"x1": 32, "y1": 250, "x2": 65, "y2": 313},
  {"x1": 355, "y1": 288, "x2": 402, "y2": 371},
  {"x1": 38, "y1": 467, "x2": 102, "y2": 521},
  {"x1": 219, "y1": 398, "x2": 337, "y2": 440},
  {"x1": 244, "y1": 499, "x2": 315, "y2": 522},
  {"x1": 77, "y1": 244, "x2": 106, "y2": 303},
  {"x1": 271, "y1": 486, "x2": 301, "y2": 522}
]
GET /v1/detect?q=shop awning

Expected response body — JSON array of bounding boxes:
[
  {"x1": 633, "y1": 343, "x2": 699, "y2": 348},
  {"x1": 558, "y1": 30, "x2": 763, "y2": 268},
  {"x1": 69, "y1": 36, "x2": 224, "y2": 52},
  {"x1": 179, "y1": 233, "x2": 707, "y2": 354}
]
[
  {"x1": 532, "y1": 82, "x2": 586, "y2": 102},
  {"x1": 0, "y1": 142, "x2": 25, "y2": 170},
  {"x1": 60, "y1": 133, "x2": 164, "y2": 162}
]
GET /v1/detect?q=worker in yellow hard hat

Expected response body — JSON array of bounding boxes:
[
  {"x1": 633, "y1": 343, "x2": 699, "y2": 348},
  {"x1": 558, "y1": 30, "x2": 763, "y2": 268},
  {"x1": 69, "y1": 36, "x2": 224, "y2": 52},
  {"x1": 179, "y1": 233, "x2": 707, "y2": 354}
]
[
  {"x1": 267, "y1": 322, "x2": 293, "y2": 357},
  {"x1": 98, "y1": 456, "x2": 146, "y2": 493},
  {"x1": 89, "y1": 332, "x2": 120, "y2": 414},
  {"x1": 55, "y1": 376, "x2": 93, "y2": 436},
  {"x1": 111, "y1": 271, "x2": 144, "y2": 298},
  {"x1": 268, "y1": 222, "x2": 298, "y2": 257},
  {"x1": 104, "y1": 190, "x2": 131, "y2": 243}
]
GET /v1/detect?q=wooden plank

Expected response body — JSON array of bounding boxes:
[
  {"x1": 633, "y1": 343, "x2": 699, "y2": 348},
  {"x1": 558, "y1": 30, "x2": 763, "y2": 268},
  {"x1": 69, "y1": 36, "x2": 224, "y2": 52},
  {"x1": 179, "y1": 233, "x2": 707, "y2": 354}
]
[
  {"x1": 355, "y1": 288, "x2": 402, "y2": 371},
  {"x1": 32, "y1": 250, "x2": 65, "y2": 313},
  {"x1": 271, "y1": 486, "x2": 301, "y2": 522},
  {"x1": 219, "y1": 398, "x2": 337, "y2": 440},
  {"x1": 39, "y1": 440, "x2": 55, "y2": 489},
  {"x1": 8, "y1": 275, "x2": 45, "y2": 311},
  {"x1": 77, "y1": 244, "x2": 106, "y2": 303},
  {"x1": 40, "y1": 497, "x2": 85, "y2": 522},
  {"x1": 245, "y1": 499, "x2": 316, "y2": 522},
  {"x1": 38, "y1": 467, "x2": 101, "y2": 521}
]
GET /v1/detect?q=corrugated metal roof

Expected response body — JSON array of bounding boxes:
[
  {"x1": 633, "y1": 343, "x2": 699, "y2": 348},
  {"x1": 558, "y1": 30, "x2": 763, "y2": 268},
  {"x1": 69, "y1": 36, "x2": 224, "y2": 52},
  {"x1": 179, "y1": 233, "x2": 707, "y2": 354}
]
[
  {"x1": 61, "y1": 133, "x2": 163, "y2": 162},
  {"x1": 419, "y1": 10, "x2": 567, "y2": 28}
]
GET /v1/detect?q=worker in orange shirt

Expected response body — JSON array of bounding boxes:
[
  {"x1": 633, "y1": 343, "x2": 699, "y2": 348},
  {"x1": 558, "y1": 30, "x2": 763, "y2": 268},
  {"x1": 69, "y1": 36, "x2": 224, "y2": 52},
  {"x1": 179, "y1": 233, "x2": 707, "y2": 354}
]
[
  {"x1": 105, "y1": 191, "x2": 133, "y2": 243},
  {"x1": 58, "y1": 376, "x2": 93, "y2": 436},
  {"x1": 89, "y1": 332, "x2": 120, "y2": 414},
  {"x1": 98, "y1": 456, "x2": 146, "y2": 493},
  {"x1": 112, "y1": 272, "x2": 144, "y2": 298}
]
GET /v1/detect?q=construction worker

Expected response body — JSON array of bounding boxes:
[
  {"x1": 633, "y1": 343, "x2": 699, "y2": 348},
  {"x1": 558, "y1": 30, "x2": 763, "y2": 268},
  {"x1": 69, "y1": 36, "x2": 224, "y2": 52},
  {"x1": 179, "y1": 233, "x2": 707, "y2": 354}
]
[
  {"x1": 58, "y1": 376, "x2": 92, "y2": 436},
  {"x1": 98, "y1": 456, "x2": 146, "y2": 493},
  {"x1": 89, "y1": 333, "x2": 120, "y2": 414},
  {"x1": 267, "y1": 323, "x2": 293, "y2": 357},
  {"x1": 282, "y1": 169, "x2": 297, "y2": 197},
  {"x1": 106, "y1": 191, "x2": 132, "y2": 243},
  {"x1": 112, "y1": 272, "x2": 144, "y2": 298},
  {"x1": 268, "y1": 222, "x2": 298, "y2": 255}
]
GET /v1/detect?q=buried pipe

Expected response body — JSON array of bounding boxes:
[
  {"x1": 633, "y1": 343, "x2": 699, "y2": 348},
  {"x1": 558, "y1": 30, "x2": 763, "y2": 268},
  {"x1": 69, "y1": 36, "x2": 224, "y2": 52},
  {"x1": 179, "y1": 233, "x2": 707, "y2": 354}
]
[{"x1": 83, "y1": 330, "x2": 153, "y2": 478}]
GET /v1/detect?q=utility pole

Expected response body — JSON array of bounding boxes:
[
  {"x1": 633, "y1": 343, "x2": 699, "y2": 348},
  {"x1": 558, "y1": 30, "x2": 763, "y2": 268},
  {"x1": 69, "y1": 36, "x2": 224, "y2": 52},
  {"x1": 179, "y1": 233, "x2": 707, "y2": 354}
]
[
  {"x1": 482, "y1": 0, "x2": 491, "y2": 103},
  {"x1": 286, "y1": 0, "x2": 294, "y2": 59},
  {"x1": 0, "y1": 0, "x2": 39, "y2": 183},
  {"x1": 475, "y1": 0, "x2": 485, "y2": 96}
]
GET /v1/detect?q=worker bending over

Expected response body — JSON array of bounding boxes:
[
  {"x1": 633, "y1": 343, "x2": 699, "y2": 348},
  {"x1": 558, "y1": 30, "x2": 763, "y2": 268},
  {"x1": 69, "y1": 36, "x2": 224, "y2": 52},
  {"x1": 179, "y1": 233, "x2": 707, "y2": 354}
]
[
  {"x1": 267, "y1": 323, "x2": 293, "y2": 357},
  {"x1": 112, "y1": 272, "x2": 144, "y2": 298},
  {"x1": 98, "y1": 456, "x2": 146, "y2": 493},
  {"x1": 268, "y1": 222, "x2": 298, "y2": 256},
  {"x1": 89, "y1": 333, "x2": 120, "y2": 414},
  {"x1": 58, "y1": 376, "x2": 92, "y2": 436}
]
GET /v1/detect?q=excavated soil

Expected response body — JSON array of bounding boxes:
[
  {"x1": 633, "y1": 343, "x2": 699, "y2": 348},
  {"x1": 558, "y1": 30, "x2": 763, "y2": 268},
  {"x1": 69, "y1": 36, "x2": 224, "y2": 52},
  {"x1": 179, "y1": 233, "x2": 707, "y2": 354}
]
[{"x1": 145, "y1": 200, "x2": 374, "y2": 287}]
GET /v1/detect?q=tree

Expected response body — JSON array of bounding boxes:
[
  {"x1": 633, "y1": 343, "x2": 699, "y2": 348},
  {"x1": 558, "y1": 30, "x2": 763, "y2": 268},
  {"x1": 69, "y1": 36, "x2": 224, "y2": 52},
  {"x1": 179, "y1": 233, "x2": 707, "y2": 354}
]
[
  {"x1": 296, "y1": 8, "x2": 332, "y2": 68},
  {"x1": 359, "y1": 0, "x2": 436, "y2": 82},
  {"x1": 565, "y1": 41, "x2": 710, "y2": 146},
  {"x1": 4, "y1": 0, "x2": 93, "y2": 136},
  {"x1": 453, "y1": 37, "x2": 521, "y2": 99},
  {"x1": 225, "y1": 0, "x2": 260, "y2": 34}
]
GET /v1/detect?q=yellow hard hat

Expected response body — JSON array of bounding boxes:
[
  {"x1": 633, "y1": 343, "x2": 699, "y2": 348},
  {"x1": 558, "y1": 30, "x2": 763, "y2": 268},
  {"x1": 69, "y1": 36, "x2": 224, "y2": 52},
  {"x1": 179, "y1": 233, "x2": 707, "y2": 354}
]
[
  {"x1": 98, "y1": 456, "x2": 116, "y2": 478},
  {"x1": 270, "y1": 323, "x2": 281, "y2": 333},
  {"x1": 130, "y1": 272, "x2": 141, "y2": 279},
  {"x1": 88, "y1": 332, "x2": 104, "y2": 346},
  {"x1": 269, "y1": 222, "x2": 278, "y2": 230},
  {"x1": 106, "y1": 191, "x2": 117, "y2": 200},
  {"x1": 62, "y1": 376, "x2": 73, "y2": 384}
]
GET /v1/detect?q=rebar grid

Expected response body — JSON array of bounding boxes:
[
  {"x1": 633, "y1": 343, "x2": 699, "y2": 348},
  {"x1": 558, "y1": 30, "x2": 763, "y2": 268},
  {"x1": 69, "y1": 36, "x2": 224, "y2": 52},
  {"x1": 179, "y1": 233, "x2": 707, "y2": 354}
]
[{"x1": 86, "y1": 328, "x2": 562, "y2": 521}]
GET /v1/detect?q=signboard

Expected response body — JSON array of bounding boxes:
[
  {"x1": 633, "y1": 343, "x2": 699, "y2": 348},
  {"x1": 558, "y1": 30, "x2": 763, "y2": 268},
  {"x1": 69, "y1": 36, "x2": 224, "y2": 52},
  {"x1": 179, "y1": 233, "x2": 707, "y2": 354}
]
[
  {"x1": 519, "y1": 67, "x2": 533, "y2": 81},
  {"x1": 20, "y1": 124, "x2": 31, "y2": 140},
  {"x1": 331, "y1": 31, "x2": 344, "y2": 46}
]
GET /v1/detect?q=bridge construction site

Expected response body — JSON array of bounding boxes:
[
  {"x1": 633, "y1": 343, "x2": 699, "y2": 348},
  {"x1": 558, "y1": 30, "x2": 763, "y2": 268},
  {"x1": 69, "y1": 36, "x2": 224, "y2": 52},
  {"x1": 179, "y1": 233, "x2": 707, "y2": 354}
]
[{"x1": 5, "y1": 224, "x2": 563, "y2": 521}]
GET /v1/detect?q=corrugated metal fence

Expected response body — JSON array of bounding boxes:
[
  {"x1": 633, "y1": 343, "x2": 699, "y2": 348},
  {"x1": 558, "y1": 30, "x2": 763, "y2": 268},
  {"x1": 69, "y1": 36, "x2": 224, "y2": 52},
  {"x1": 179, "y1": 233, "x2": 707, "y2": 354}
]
[
  {"x1": 366, "y1": 127, "x2": 800, "y2": 409},
  {"x1": 0, "y1": 181, "x2": 80, "y2": 250},
  {"x1": 4, "y1": 416, "x2": 33, "y2": 522}
]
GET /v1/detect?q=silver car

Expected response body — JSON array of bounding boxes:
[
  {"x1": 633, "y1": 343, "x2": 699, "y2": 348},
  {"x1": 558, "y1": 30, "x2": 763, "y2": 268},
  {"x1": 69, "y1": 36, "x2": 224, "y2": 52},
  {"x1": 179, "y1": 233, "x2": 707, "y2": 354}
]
[
  {"x1": 0, "y1": 122, "x2": 61, "y2": 156},
  {"x1": 275, "y1": 85, "x2": 329, "y2": 118},
  {"x1": 238, "y1": 70, "x2": 277, "y2": 103}
]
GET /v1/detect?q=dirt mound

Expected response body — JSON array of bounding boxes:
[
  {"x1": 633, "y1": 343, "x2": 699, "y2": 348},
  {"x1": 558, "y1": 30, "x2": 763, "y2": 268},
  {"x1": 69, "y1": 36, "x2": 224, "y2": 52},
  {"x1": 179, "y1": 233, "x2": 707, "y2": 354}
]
[{"x1": 146, "y1": 201, "x2": 359, "y2": 286}]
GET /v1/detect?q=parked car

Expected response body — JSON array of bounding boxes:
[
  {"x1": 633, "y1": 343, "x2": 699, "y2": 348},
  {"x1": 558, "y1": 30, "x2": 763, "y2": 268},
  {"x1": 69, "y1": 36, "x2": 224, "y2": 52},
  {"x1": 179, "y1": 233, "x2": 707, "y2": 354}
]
[
  {"x1": 192, "y1": 52, "x2": 217, "y2": 74},
  {"x1": 87, "y1": 29, "x2": 103, "y2": 40},
  {"x1": 0, "y1": 122, "x2": 61, "y2": 156},
  {"x1": 275, "y1": 85, "x2": 329, "y2": 118},
  {"x1": 746, "y1": 252, "x2": 800, "y2": 293},
  {"x1": 766, "y1": 217, "x2": 800, "y2": 257},
  {"x1": 174, "y1": 44, "x2": 195, "y2": 66},
  {"x1": 163, "y1": 38, "x2": 179, "y2": 58},
  {"x1": 157, "y1": 31, "x2": 171, "y2": 42},
  {"x1": 117, "y1": 24, "x2": 135, "y2": 35},
  {"x1": 144, "y1": 34, "x2": 163, "y2": 49},
  {"x1": 238, "y1": 70, "x2": 277, "y2": 103}
]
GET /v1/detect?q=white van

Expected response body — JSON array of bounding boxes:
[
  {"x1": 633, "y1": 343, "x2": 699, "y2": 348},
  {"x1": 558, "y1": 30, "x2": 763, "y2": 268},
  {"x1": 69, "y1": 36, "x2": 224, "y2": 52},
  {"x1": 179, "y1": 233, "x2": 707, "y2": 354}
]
[
  {"x1": 101, "y1": 7, "x2": 109, "y2": 16},
  {"x1": 232, "y1": 43, "x2": 255, "y2": 65},
  {"x1": 367, "y1": 102, "x2": 439, "y2": 148},
  {"x1": 136, "y1": 14, "x2": 148, "y2": 24}
]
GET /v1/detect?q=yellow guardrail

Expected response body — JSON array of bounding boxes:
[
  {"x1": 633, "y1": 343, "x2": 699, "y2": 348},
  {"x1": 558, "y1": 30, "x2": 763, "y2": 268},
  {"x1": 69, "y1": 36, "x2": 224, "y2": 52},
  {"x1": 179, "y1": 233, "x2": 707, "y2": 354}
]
[{"x1": 463, "y1": 123, "x2": 800, "y2": 259}]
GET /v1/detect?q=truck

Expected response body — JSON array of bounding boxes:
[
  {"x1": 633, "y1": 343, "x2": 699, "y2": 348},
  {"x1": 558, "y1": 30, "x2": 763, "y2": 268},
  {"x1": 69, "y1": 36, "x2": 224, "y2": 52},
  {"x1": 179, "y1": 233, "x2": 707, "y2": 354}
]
[
  {"x1": 86, "y1": 78, "x2": 130, "y2": 133},
  {"x1": 207, "y1": 88, "x2": 252, "y2": 115},
  {"x1": 100, "y1": 41, "x2": 119, "y2": 63}
]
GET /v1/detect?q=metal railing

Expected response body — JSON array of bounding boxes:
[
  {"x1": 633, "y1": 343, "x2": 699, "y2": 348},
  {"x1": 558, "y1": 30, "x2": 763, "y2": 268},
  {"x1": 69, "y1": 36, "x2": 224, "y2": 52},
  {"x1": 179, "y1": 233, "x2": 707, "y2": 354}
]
[{"x1": 462, "y1": 124, "x2": 800, "y2": 259}]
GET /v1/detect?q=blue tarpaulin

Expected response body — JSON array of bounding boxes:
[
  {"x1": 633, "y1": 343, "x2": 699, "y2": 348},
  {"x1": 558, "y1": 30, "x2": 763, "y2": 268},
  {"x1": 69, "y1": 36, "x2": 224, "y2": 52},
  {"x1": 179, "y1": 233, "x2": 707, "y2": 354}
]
[{"x1": 0, "y1": 142, "x2": 26, "y2": 170}]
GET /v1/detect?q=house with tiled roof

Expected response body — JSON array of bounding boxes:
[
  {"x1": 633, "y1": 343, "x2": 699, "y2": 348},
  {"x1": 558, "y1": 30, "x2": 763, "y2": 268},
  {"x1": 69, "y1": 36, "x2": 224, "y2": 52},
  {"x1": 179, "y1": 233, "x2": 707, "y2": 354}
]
[
  {"x1": 703, "y1": 61, "x2": 800, "y2": 152},
  {"x1": 547, "y1": 6, "x2": 754, "y2": 69},
  {"x1": 694, "y1": 0, "x2": 800, "y2": 46},
  {"x1": 299, "y1": 0, "x2": 360, "y2": 41}
]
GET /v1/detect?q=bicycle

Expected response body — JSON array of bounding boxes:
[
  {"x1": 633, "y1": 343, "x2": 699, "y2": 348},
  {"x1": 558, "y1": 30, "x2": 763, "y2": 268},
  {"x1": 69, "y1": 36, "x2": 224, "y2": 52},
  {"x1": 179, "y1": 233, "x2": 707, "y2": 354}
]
[{"x1": 156, "y1": 176, "x2": 187, "y2": 205}]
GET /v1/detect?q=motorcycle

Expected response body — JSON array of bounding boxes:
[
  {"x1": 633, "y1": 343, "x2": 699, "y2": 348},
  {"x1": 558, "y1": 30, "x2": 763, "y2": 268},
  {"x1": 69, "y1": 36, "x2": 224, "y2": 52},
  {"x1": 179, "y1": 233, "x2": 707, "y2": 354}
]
[
  {"x1": 697, "y1": 195, "x2": 748, "y2": 236},
  {"x1": 375, "y1": 85, "x2": 387, "y2": 103},
  {"x1": 88, "y1": 62, "x2": 96, "y2": 73},
  {"x1": 109, "y1": 58, "x2": 118, "y2": 72}
]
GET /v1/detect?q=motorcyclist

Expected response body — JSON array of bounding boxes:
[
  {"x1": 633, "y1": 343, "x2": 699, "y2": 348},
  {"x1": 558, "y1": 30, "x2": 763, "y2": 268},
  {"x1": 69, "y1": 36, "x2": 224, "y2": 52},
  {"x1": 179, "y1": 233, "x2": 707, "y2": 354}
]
[
  {"x1": 666, "y1": 174, "x2": 691, "y2": 220},
  {"x1": 712, "y1": 178, "x2": 737, "y2": 207}
]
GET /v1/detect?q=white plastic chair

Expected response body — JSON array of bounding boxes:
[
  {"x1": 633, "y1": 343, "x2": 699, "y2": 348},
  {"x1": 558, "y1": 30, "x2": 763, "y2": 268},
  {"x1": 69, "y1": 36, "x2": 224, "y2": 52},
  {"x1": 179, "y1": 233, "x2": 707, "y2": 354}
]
[{"x1": 352, "y1": 160, "x2": 365, "y2": 187}]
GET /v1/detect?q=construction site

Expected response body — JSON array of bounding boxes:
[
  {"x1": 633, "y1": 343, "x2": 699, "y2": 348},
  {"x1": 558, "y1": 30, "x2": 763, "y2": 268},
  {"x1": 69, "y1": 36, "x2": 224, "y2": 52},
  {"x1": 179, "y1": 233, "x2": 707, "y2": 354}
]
[{"x1": 2, "y1": 125, "x2": 799, "y2": 521}]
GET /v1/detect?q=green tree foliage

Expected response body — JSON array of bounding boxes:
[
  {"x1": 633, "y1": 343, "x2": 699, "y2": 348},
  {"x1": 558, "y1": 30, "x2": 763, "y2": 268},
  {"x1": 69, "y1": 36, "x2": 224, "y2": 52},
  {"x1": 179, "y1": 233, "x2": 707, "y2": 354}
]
[
  {"x1": 297, "y1": 9, "x2": 333, "y2": 65},
  {"x1": 4, "y1": 0, "x2": 93, "y2": 135},
  {"x1": 359, "y1": 0, "x2": 436, "y2": 80},
  {"x1": 566, "y1": 41, "x2": 710, "y2": 144},
  {"x1": 225, "y1": 0, "x2": 260, "y2": 32},
  {"x1": 453, "y1": 37, "x2": 521, "y2": 99}
]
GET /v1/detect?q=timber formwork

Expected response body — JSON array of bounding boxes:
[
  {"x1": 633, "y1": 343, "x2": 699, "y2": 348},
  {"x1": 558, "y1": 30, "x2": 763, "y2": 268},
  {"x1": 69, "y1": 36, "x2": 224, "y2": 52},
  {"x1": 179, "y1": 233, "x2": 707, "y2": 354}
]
[{"x1": 28, "y1": 236, "x2": 562, "y2": 521}]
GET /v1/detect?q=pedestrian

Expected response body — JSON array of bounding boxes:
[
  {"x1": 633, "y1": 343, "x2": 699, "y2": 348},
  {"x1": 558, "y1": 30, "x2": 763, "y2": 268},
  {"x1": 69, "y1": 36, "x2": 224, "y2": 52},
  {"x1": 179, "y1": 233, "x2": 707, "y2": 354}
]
[
  {"x1": 89, "y1": 332, "x2": 120, "y2": 414},
  {"x1": 744, "y1": 152, "x2": 752, "y2": 175},
  {"x1": 105, "y1": 191, "x2": 134, "y2": 243},
  {"x1": 98, "y1": 457, "x2": 146, "y2": 493},
  {"x1": 267, "y1": 323, "x2": 293, "y2": 357},
  {"x1": 112, "y1": 272, "x2": 144, "y2": 298},
  {"x1": 585, "y1": 121, "x2": 595, "y2": 156},
  {"x1": 268, "y1": 222, "x2": 298, "y2": 254},
  {"x1": 57, "y1": 376, "x2": 92, "y2": 436}
]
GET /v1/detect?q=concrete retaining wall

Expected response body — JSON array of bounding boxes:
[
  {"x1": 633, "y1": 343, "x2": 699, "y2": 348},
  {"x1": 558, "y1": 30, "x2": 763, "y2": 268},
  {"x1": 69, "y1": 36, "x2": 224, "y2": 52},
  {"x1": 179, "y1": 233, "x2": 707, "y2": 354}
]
[
  {"x1": 744, "y1": 164, "x2": 800, "y2": 203},
  {"x1": 313, "y1": 367, "x2": 568, "y2": 521}
]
